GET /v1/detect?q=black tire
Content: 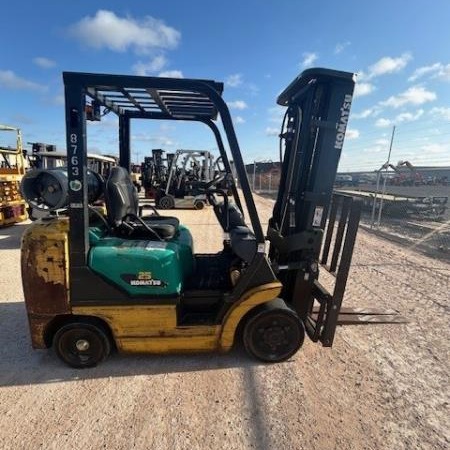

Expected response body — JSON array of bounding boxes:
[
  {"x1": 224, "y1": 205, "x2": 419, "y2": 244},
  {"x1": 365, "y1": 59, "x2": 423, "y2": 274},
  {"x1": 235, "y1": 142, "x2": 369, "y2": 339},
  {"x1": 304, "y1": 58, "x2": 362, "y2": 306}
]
[
  {"x1": 53, "y1": 322, "x2": 111, "y2": 368},
  {"x1": 243, "y1": 303, "x2": 305, "y2": 363},
  {"x1": 194, "y1": 200, "x2": 205, "y2": 210},
  {"x1": 27, "y1": 207, "x2": 37, "y2": 221},
  {"x1": 158, "y1": 195, "x2": 175, "y2": 210}
]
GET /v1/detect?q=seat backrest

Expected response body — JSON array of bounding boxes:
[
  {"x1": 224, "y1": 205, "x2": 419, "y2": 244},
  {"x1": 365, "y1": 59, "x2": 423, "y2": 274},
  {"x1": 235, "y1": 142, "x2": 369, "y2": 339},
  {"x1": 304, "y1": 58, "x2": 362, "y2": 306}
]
[
  {"x1": 105, "y1": 166, "x2": 139, "y2": 227},
  {"x1": 213, "y1": 202, "x2": 246, "y2": 231}
]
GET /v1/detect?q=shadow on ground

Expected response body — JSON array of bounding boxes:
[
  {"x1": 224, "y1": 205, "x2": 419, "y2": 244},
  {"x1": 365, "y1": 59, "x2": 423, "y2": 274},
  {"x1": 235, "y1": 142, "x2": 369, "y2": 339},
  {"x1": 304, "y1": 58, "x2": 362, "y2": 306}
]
[
  {"x1": 0, "y1": 301, "x2": 261, "y2": 388},
  {"x1": 0, "y1": 222, "x2": 29, "y2": 250}
]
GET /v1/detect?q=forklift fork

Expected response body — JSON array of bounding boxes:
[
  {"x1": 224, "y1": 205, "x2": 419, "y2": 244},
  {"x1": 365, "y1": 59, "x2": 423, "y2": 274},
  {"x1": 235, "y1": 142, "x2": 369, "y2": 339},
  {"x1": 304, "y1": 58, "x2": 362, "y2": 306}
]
[{"x1": 306, "y1": 193, "x2": 408, "y2": 347}]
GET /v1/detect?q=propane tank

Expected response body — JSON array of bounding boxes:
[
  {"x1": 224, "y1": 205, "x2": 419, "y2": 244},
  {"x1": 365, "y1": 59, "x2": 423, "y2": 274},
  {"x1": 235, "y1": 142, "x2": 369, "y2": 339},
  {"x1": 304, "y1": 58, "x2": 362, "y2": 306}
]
[{"x1": 21, "y1": 168, "x2": 103, "y2": 211}]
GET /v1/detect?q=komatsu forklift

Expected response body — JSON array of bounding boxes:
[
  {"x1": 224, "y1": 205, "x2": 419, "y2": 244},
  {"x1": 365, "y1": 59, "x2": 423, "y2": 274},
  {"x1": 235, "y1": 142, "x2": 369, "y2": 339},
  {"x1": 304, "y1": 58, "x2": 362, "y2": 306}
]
[
  {"x1": 155, "y1": 149, "x2": 215, "y2": 210},
  {"x1": 21, "y1": 68, "x2": 399, "y2": 368}
]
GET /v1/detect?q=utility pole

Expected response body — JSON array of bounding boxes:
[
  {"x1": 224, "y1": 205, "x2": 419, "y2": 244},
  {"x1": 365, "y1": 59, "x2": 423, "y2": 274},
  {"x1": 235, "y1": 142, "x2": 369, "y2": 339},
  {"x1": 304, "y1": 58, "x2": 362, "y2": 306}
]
[{"x1": 376, "y1": 125, "x2": 396, "y2": 227}]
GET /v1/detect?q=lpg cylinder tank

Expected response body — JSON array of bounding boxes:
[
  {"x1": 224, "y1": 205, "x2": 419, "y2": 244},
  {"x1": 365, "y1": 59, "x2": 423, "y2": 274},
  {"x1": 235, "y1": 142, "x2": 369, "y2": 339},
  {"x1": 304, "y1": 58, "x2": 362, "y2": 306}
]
[{"x1": 20, "y1": 168, "x2": 103, "y2": 211}]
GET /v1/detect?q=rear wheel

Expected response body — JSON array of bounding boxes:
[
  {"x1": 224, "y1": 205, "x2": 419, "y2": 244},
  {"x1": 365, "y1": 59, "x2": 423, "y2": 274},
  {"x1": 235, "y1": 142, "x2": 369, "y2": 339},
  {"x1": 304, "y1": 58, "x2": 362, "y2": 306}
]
[
  {"x1": 194, "y1": 200, "x2": 205, "y2": 210},
  {"x1": 243, "y1": 303, "x2": 305, "y2": 363},
  {"x1": 53, "y1": 322, "x2": 111, "y2": 368},
  {"x1": 158, "y1": 195, "x2": 175, "y2": 209}
]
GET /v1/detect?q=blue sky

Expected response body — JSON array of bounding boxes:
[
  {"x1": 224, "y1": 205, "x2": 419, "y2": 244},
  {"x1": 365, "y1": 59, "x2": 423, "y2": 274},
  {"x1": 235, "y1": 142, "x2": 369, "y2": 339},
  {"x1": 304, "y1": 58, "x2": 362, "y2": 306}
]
[{"x1": 1, "y1": 0, "x2": 450, "y2": 171}]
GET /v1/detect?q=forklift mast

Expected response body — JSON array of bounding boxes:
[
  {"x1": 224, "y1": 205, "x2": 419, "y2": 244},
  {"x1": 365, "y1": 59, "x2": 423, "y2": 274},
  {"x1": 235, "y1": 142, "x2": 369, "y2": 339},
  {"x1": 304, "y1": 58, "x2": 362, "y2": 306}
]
[
  {"x1": 267, "y1": 69, "x2": 357, "y2": 343},
  {"x1": 271, "y1": 68, "x2": 354, "y2": 237}
]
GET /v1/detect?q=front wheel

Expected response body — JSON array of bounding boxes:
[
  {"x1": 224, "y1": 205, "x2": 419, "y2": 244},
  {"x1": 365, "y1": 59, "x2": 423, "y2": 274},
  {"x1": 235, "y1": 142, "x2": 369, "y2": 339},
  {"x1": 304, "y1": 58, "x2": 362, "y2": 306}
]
[
  {"x1": 243, "y1": 302, "x2": 305, "y2": 363},
  {"x1": 158, "y1": 195, "x2": 175, "y2": 210},
  {"x1": 53, "y1": 322, "x2": 111, "y2": 368}
]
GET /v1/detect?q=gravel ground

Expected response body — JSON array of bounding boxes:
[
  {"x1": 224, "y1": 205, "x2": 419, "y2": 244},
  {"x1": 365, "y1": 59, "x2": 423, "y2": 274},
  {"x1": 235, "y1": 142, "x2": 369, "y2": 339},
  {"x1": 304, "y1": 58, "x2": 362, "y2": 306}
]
[{"x1": 0, "y1": 194, "x2": 449, "y2": 450}]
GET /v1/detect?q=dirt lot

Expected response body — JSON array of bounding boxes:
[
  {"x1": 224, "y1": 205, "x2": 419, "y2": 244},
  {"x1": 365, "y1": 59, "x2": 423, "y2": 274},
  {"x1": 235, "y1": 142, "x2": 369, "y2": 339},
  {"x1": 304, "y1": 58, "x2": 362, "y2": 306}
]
[{"x1": 0, "y1": 194, "x2": 449, "y2": 450}]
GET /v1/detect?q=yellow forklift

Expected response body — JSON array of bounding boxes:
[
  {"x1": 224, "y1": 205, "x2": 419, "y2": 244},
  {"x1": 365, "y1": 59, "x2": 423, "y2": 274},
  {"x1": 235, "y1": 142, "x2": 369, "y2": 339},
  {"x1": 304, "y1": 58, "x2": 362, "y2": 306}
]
[
  {"x1": 20, "y1": 69, "x2": 404, "y2": 368},
  {"x1": 0, "y1": 125, "x2": 27, "y2": 226}
]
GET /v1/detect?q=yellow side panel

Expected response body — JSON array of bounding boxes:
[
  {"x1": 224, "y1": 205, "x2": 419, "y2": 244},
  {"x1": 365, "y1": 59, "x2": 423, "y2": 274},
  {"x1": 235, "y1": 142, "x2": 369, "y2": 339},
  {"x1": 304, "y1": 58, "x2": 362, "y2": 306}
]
[
  {"x1": 118, "y1": 333, "x2": 219, "y2": 353},
  {"x1": 72, "y1": 283, "x2": 281, "y2": 355},
  {"x1": 72, "y1": 304, "x2": 221, "y2": 353},
  {"x1": 219, "y1": 282, "x2": 282, "y2": 351},
  {"x1": 72, "y1": 305, "x2": 178, "y2": 338}
]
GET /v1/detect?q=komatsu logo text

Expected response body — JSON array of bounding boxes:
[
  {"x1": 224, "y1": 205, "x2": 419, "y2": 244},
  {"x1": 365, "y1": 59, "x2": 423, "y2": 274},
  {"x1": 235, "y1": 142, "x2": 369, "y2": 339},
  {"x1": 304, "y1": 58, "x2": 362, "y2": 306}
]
[
  {"x1": 121, "y1": 271, "x2": 166, "y2": 287},
  {"x1": 334, "y1": 94, "x2": 353, "y2": 150}
]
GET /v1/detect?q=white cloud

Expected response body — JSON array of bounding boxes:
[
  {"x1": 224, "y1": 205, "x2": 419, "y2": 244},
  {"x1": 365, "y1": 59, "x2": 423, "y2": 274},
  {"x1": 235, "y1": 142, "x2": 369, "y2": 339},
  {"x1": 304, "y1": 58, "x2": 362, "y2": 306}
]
[
  {"x1": 227, "y1": 100, "x2": 248, "y2": 110},
  {"x1": 265, "y1": 127, "x2": 279, "y2": 136},
  {"x1": 69, "y1": 10, "x2": 180, "y2": 54},
  {"x1": 361, "y1": 141, "x2": 391, "y2": 154},
  {"x1": 375, "y1": 109, "x2": 424, "y2": 127},
  {"x1": 375, "y1": 138, "x2": 390, "y2": 146},
  {"x1": 381, "y1": 85, "x2": 436, "y2": 108},
  {"x1": 225, "y1": 74, "x2": 243, "y2": 87},
  {"x1": 375, "y1": 118, "x2": 393, "y2": 128},
  {"x1": 0, "y1": 70, "x2": 46, "y2": 91},
  {"x1": 158, "y1": 70, "x2": 184, "y2": 78},
  {"x1": 395, "y1": 109, "x2": 424, "y2": 123},
  {"x1": 408, "y1": 62, "x2": 450, "y2": 82},
  {"x1": 334, "y1": 41, "x2": 351, "y2": 54},
  {"x1": 429, "y1": 106, "x2": 450, "y2": 121},
  {"x1": 132, "y1": 55, "x2": 167, "y2": 75},
  {"x1": 352, "y1": 107, "x2": 380, "y2": 119},
  {"x1": 354, "y1": 82, "x2": 375, "y2": 97},
  {"x1": 132, "y1": 132, "x2": 174, "y2": 146},
  {"x1": 33, "y1": 57, "x2": 56, "y2": 68},
  {"x1": 408, "y1": 63, "x2": 442, "y2": 82},
  {"x1": 367, "y1": 53, "x2": 412, "y2": 79},
  {"x1": 346, "y1": 128, "x2": 360, "y2": 139},
  {"x1": 234, "y1": 116, "x2": 245, "y2": 124},
  {"x1": 420, "y1": 143, "x2": 450, "y2": 154},
  {"x1": 435, "y1": 63, "x2": 450, "y2": 81},
  {"x1": 301, "y1": 52, "x2": 318, "y2": 68}
]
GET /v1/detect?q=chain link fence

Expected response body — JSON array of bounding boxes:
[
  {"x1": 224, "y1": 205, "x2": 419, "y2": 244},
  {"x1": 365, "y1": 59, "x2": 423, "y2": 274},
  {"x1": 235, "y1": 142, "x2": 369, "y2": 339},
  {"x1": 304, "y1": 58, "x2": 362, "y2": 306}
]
[{"x1": 246, "y1": 156, "x2": 450, "y2": 262}]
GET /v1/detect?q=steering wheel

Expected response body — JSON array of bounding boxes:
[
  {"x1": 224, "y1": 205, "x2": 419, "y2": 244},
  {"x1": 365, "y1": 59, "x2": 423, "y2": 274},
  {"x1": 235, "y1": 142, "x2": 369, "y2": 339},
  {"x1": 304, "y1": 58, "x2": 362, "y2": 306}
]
[{"x1": 204, "y1": 174, "x2": 226, "y2": 191}]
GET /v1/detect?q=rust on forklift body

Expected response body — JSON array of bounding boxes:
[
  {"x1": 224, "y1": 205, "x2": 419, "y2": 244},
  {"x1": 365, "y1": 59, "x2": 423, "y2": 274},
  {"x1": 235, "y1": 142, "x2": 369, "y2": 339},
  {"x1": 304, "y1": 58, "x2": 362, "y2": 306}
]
[{"x1": 21, "y1": 218, "x2": 70, "y2": 347}]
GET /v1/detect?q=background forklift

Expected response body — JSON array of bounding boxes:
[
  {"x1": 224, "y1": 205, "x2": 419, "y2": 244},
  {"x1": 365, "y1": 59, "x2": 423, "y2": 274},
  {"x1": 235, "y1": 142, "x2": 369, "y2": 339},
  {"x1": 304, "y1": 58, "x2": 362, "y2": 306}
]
[
  {"x1": 20, "y1": 68, "x2": 403, "y2": 368},
  {"x1": 0, "y1": 125, "x2": 27, "y2": 226},
  {"x1": 141, "y1": 149, "x2": 169, "y2": 199},
  {"x1": 155, "y1": 149, "x2": 215, "y2": 210}
]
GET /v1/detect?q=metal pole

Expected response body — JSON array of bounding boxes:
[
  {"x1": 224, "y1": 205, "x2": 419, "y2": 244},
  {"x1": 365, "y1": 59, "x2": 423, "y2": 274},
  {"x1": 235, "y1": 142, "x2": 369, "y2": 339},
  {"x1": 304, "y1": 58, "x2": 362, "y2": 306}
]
[
  {"x1": 370, "y1": 171, "x2": 381, "y2": 228},
  {"x1": 377, "y1": 126, "x2": 396, "y2": 227},
  {"x1": 252, "y1": 160, "x2": 256, "y2": 192}
]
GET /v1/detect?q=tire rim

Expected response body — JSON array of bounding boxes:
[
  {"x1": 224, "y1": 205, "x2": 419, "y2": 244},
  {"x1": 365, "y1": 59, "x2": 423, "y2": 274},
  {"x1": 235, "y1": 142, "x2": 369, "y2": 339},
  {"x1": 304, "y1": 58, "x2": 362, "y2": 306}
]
[
  {"x1": 159, "y1": 197, "x2": 173, "y2": 209},
  {"x1": 247, "y1": 312, "x2": 303, "y2": 361},
  {"x1": 59, "y1": 329, "x2": 104, "y2": 366}
]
